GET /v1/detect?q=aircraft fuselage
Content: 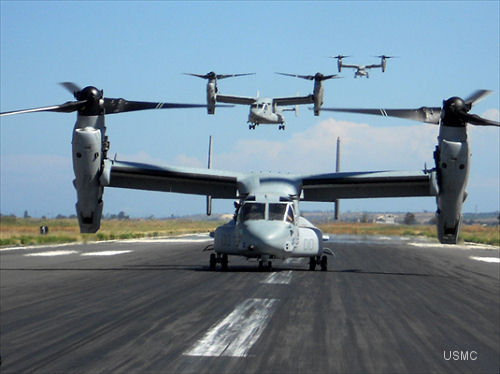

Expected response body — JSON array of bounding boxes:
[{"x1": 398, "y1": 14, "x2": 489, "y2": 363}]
[{"x1": 248, "y1": 98, "x2": 284, "y2": 126}]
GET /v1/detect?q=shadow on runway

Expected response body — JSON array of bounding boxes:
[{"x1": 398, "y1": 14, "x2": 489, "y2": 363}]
[
  {"x1": 0, "y1": 266, "x2": 441, "y2": 277},
  {"x1": 332, "y1": 268, "x2": 438, "y2": 277}
]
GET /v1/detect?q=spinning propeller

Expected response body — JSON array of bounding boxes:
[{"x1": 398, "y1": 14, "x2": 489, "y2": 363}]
[
  {"x1": 275, "y1": 72, "x2": 340, "y2": 82},
  {"x1": 322, "y1": 90, "x2": 499, "y2": 127},
  {"x1": 0, "y1": 82, "x2": 208, "y2": 117},
  {"x1": 183, "y1": 72, "x2": 255, "y2": 81}
]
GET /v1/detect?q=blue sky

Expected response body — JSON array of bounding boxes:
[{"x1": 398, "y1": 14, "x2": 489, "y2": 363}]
[{"x1": 1, "y1": 1, "x2": 499, "y2": 218}]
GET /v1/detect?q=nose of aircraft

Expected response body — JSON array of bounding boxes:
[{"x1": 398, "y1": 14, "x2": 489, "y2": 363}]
[{"x1": 241, "y1": 220, "x2": 292, "y2": 253}]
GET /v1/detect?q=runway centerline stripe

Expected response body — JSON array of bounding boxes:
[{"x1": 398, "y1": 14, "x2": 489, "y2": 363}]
[
  {"x1": 261, "y1": 271, "x2": 292, "y2": 284},
  {"x1": 183, "y1": 298, "x2": 278, "y2": 357}
]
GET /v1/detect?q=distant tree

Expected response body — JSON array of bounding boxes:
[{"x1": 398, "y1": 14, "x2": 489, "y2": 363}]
[
  {"x1": 404, "y1": 212, "x2": 417, "y2": 225},
  {"x1": 23, "y1": 210, "x2": 30, "y2": 219},
  {"x1": 117, "y1": 211, "x2": 129, "y2": 220}
]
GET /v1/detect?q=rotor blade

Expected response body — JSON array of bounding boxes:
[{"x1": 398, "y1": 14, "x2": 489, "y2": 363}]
[
  {"x1": 321, "y1": 107, "x2": 442, "y2": 124},
  {"x1": 217, "y1": 73, "x2": 255, "y2": 80},
  {"x1": 460, "y1": 112, "x2": 500, "y2": 127},
  {"x1": 464, "y1": 90, "x2": 492, "y2": 107},
  {"x1": 321, "y1": 74, "x2": 340, "y2": 81},
  {"x1": 0, "y1": 100, "x2": 87, "y2": 117},
  {"x1": 103, "y1": 98, "x2": 210, "y2": 114},
  {"x1": 60, "y1": 82, "x2": 82, "y2": 96},
  {"x1": 275, "y1": 72, "x2": 314, "y2": 80},
  {"x1": 183, "y1": 73, "x2": 210, "y2": 79}
]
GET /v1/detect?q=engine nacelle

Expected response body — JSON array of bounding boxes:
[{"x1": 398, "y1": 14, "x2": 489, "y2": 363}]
[
  {"x1": 434, "y1": 126, "x2": 470, "y2": 244},
  {"x1": 313, "y1": 80, "x2": 324, "y2": 116},
  {"x1": 72, "y1": 116, "x2": 105, "y2": 233},
  {"x1": 206, "y1": 81, "x2": 216, "y2": 114}
]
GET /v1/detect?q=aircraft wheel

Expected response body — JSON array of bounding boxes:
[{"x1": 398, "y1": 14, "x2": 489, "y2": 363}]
[
  {"x1": 309, "y1": 256, "x2": 316, "y2": 271},
  {"x1": 209, "y1": 253, "x2": 216, "y2": 271},
  {"x1": 221, "y1": 253, "x2": 229, "y2": 271},
  {"x1": 320, "y1": 255, "x2": 327, "y2": 271}
]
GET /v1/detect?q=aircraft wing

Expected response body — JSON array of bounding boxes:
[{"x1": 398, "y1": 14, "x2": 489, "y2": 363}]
[
  {"x1": 107, "y1": 160, "x2": 241, "y2": 198},
  {"x1": 273, "y1": 94, "x2": 314, "y2": 106},
  {"x1": 216, "y1": 94, "x2": 256, "y2": 105},
  {"x1": 364, "y1": 64, "x2": 382, "y2": 69},
  {"x1": 300, "y1": 170, "x2": 438, "y2": 201},
  {"x1": 339, "y1": 64, "x2": 361, "y2": 69}
]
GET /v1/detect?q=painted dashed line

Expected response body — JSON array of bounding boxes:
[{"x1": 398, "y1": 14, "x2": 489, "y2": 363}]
[
  {"x1": 81, "y1": 250, "x2": 133, "y2": 256},
  {"x1": 24, "y1": 250, "x2": 79, "y2": 257},
  {"x1": 184, "y1": 298, "x2": 278, "y2": 357},
  {"x1": 469, "y1": 256, "x2": 500, "y2": 263},
  {"x1": 261, "y1": 271, "x2": 293, "y2": 284}
]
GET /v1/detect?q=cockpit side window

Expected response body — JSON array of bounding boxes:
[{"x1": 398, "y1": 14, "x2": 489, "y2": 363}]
[
  {"x1": 286, "y1": 204, "x2": 295, "y2": 223},
  {"x1": 240, "y1": 202, "x2": 265, "y2": 221}
]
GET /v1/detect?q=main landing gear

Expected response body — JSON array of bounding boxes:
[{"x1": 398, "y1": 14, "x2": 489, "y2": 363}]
[
  {"x1": 209, "y1": 253, "x2": 228, "y2": 271},
  {"x1": 258, "y1": 259, "x2": 273, "y2": 272},
  {"x1": 278, "y1": 125, "x2": 285, "y2": 130},
  {"x1": 309, "y1": 255, "x2": 327, "y2": 271}
]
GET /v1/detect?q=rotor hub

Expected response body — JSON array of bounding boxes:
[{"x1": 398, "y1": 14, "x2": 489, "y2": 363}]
[
  {"x1": 76, "y1": 86, "x2": 104, "y2": 115},
  {"x1": 442, "y1": 97, "x2": 468, "y2": 127}
]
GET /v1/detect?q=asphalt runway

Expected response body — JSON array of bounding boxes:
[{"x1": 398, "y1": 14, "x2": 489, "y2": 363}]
[{"x1": 1, "y1": 234, "x2": 498, "y2": 374}]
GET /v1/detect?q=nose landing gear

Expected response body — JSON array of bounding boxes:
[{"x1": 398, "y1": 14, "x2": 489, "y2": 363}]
[{"x1": 309, "y1": 255, "x2": 327, "y2": 271}]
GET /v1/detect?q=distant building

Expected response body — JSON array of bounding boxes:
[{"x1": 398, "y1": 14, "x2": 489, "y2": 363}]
[{"x1": 375, "y1": 214, "x2": 397, "y2": 224}]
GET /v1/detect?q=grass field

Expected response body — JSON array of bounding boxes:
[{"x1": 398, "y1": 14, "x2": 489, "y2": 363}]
[{"x1": 1, "y1": 216, "x2": 498, "y2": 247}]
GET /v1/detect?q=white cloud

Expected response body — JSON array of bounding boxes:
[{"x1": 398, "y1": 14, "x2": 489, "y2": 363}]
[
  {"x1": 214, "y1": 118, "x2": 438, "y2": 173},
  {"x1": 481, "y1": 108, "x2": 499, "y2": 121}
]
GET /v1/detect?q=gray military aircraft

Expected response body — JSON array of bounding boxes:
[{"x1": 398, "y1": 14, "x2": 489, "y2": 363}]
[
  {"x1": 275, "y1": 72, "x2": 340, "y2": 116},
  {"x1": 1, "y1": 84, "x2": 498, "y2": 270},
  {"x1": 331, "y1": 55, "x2": 395, "y2": 78},
  {"x1": 215, "y1": 92, "x2": 313, "y2": 130},
  {"x1": 184, "y1": 72, "x2": 255, "y2": 114}
]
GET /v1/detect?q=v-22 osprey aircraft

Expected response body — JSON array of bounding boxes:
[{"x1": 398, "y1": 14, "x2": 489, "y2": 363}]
[
  {"x1": 1, "y1": 84, "x2": 498, "y2": 271},
  {"x1": 186, "y1": 71, "x2": 314, "y2": 129},
  {"x1": 331, "y1": 55, "x2": 395, "y2": 78}
]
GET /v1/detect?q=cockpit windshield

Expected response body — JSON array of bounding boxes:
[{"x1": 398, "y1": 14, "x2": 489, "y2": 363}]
[
  {"x1": 240, "y1": 202, "x2": 265, "y2": 221},
  {"x1": 268, "y1": 203, "x2": 288, "y2": 221},
  {"x1": 240, "y1": 202, "x2": 294, "y2": 223}
]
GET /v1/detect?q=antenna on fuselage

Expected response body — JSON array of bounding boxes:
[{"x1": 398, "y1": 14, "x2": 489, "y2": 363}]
[
  {"x1": 206, "y1": 135, "x2": 213, "y2": 216},
  {"x1": 334, "y1": 137, "x2": 340, "y2": 220}
]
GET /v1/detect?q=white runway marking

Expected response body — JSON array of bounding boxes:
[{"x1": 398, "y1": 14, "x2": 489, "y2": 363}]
[
  {"x1": 469, "y1": 256, "x2": 500, "y2": 263},
  {"x1": 81, "y1": 250, "x2": 133, "y2": 256},
  {"x1": 261, "y1": 271, "x2": 293, "y2": 284},
  {"x1": 184, "y1": 298, "x2": 278, "y2": 357},
  {"x1": 24, "y1": 250, "x2": 78, "y2": 257},
  {"x1": 283, "y1": 258, "x2": 303, "y2": 265},
  {"x1": 408, "y1": 242, "x2": 497, "y2": 250},
  {"x1": 1, "y1": 235, "x2": 212, "y2": 252}
]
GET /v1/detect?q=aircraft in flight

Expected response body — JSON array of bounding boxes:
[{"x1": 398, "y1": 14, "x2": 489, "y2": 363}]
[
  {"x1": 275, "y1": 72, "x2": 340, "y2": 116},
  {"x1": 184, "y1": 71, "x2": 255, "y2": 114},
  {"x1": 215, "y1": 91, "x2": 313, "y2": 130},
  {"x1": 331, "y1": 55, "x2": 395, "y2": 78},
  {"x1": 1, "y1": 84, "x2": 498, "y2": 271}
]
